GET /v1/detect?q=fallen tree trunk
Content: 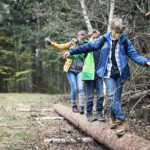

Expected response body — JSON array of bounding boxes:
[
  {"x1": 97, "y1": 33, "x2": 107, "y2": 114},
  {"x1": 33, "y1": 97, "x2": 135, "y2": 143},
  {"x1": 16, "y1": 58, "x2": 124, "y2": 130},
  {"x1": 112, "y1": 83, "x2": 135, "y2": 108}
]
[
  {"x1": 122, "y1": 89, "x2": 150, "y2": 106},
  {"x1": 54, "y1": 104, "x2": 150, "y2": 150}
]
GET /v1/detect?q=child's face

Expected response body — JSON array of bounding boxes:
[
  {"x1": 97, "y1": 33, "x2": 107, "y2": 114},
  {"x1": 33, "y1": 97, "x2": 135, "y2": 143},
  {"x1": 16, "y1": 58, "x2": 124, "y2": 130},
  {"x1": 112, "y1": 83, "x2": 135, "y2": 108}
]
[
  {"x1": 89, "y1": 33, "x2": 99, "y2": 41},
  {"x1": 111, "y1": 29, "x2": 123, "y2": 40},
  {"x1": 78, "y1": 34, "x2": 87, "y2": 41}
]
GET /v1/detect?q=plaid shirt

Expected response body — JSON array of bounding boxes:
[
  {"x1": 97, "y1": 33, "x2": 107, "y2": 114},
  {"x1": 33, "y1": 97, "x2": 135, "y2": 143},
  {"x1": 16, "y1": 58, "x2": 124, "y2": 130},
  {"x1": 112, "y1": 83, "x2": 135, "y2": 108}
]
[{"x1": 105, "y1": 40, "x2": 122, "y2": 78}]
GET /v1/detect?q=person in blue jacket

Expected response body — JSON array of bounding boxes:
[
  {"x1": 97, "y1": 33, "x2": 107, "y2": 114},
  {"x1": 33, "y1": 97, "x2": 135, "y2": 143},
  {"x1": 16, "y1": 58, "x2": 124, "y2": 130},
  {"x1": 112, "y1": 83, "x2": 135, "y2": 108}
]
[{"x1": 63, "y1": 17, "x2": 150, "y2": 136}]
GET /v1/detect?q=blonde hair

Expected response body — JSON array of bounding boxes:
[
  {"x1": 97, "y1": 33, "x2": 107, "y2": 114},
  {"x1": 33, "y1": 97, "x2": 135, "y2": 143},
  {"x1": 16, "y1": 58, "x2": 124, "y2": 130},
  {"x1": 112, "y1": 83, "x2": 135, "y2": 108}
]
[
  {"x1": 88, "y1": 29, "x2": 100, "y2": 37},
  {"x1": 110, "y1": 18, "x2": 126, "y2": 32}
]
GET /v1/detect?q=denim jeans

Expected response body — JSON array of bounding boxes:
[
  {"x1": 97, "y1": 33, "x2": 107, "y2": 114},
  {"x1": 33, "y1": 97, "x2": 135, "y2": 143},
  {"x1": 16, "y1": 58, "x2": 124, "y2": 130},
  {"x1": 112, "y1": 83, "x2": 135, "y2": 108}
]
[
  {"x1": 85, "y1": 77, "x2": 104, "y2": 113},
  {"x1": 67, "y1": 71, "x2": 85, "y2": 106},
  {"x1": 104, "y1": 77, "x2": 126, "y2": 121}
]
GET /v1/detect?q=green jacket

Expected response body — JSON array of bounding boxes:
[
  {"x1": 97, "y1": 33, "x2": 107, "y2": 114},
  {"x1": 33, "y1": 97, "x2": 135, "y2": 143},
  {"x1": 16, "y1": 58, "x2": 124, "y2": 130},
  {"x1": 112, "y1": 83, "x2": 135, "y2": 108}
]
[{"x1": 69, "y1": 52, "x2": 95, "y2": 80}]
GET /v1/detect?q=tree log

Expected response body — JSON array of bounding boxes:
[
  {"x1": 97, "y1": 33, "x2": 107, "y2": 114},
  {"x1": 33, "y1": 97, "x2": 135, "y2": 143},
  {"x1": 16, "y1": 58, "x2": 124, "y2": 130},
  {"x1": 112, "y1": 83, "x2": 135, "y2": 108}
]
[
  {"x1": 54, "y1": 104, "x2": 150, "y2": 150},
  {"x1": 122, "y1": 89, "x2": 150, "y2": 106}
]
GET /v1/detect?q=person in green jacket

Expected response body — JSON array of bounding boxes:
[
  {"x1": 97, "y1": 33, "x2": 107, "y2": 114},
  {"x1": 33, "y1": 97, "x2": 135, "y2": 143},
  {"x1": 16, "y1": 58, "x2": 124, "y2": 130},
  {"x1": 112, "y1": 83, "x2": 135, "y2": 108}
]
[{"x1": 70, "y1": 29, "x2": 105, "y2": 122}]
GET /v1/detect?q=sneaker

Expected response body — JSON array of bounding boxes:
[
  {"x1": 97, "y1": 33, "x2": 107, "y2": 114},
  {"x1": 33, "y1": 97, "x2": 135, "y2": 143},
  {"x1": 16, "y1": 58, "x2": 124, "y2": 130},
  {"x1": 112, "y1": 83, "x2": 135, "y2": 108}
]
[
  {"x1": 96, "y1": 111, "x2": 105, "y2": 122},
  {"x1": 72, "y1": 105, "x2": 79, "y2": 113},
  {"x1": 109, "y1": 118, "x2": 117, "y2": 129},
  {"x1": 115, "y1": 121, "x2": 129, "y2": 136},
  {"x1": 79, "y1": 106, "x2": 84, "y2": 114},
  {"x1": 86, "y1": 112, "x2": 97, "y2": 122}
]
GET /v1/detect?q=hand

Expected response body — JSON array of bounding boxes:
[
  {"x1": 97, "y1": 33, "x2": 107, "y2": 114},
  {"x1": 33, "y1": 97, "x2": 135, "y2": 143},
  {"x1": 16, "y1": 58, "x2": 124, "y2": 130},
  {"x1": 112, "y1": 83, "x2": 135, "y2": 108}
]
[
  {"x1": 63, "y1": 52, "x2": 70, "y2": 58},
  {"x1": 146, "y1": 61, "x2": 150, "y2": 66},
  {"x1": 45, "y1": 37, "x2": 51, "y2": 45}
]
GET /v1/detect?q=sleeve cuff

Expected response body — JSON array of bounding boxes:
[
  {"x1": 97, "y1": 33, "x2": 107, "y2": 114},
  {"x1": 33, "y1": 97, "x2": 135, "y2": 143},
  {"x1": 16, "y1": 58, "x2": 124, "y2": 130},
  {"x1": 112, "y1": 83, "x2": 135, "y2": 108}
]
[
  {"x1": 69, "y1": 49, "x2": 73, "y2": 55},
  {"x1": 144, "y1": 61, "x2": 150, "y2": 66}
]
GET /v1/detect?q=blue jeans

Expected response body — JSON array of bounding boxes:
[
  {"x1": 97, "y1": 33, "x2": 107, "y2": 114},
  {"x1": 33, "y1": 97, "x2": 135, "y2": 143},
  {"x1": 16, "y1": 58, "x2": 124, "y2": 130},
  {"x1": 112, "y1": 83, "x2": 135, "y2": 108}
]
[
  {"x1": 104, "y1": 77, "x2": 126, "y2": 121},
  {"x1": 67, "y1": 71, "x2": 85, "y2": 106},
  {"x1": 85, "y1": 77, "x2": 104, "y2": 113}
]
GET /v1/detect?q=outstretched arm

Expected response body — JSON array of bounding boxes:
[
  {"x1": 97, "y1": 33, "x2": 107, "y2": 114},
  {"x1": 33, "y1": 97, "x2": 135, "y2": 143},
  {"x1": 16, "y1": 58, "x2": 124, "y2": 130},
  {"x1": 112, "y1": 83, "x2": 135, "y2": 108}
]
[
  {"x1": 69, "y1": 36, "x2": 103, "y2": 55},
  {"x1": 69, "y1": 54, "x2": 85, "y2": 61},
  {"x1": 127, "y1": 40, "x2": 150, "y2": 66},
  {"x1": 50, "y1": 41, "x2": 71, "y2": 51},
  {"x1": 45, "y1": 37, "x2": 71, "y2": 51}
]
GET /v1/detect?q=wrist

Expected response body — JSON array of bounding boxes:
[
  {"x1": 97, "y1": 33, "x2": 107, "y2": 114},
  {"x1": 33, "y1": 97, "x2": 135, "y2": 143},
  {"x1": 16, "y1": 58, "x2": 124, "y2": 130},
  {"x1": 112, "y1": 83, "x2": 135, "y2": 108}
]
[
  {"x1": 49, "y1": 41, "x2": 51, "y2": 45},
  {"x1": 69, "y1": 50, "x2": 73, "y2": 55},
  {"x1": 145, "y1": 61, "x2": 150, "y2": 66}
]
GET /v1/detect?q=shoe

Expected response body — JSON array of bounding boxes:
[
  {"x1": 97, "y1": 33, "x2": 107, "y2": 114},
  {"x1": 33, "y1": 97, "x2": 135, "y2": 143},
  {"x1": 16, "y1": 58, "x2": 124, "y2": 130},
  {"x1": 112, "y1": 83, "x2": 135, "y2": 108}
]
[
  {"x1": 109, "y1": 118, "x2": 117, "y2": 129},
  {"x1": 72, "y1": 105, "x2": 79, "y2": 113},
  {"x1": 115, "y1": 121, "x2": 129, "y2": 136},
  {"x1": 115, "y1": 119, "x2": 122, "y2": 125},
  {"x1": 86, "y1": 112, "x2": 97, "y2": 122},
  {"x1": 79, "y1": 106, "x2": 84, "y2": 114},
  {"x1": 96, "y1": 111, "x2": 105, "y2": 122}
]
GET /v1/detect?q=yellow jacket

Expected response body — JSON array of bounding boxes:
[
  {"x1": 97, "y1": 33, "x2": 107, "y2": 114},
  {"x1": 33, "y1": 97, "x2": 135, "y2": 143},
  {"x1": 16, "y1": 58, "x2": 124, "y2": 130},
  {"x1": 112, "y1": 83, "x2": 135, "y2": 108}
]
[{"x1": 50, "y1": 38, "x2": 78, "y2": 72}]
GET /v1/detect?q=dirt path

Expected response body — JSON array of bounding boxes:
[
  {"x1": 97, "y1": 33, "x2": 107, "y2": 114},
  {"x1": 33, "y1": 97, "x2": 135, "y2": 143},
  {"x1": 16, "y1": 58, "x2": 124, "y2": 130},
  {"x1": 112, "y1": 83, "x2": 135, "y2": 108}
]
[{"x1": 0, "y1": 94, "x2": 108, "y2": 150}]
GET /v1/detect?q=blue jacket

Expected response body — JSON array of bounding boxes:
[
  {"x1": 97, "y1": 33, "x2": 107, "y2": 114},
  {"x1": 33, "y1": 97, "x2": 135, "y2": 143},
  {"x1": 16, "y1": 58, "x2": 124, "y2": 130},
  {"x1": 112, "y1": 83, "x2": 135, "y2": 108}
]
[{"x1": 69, "y1": 32, "x2": 149, "y2": 82}]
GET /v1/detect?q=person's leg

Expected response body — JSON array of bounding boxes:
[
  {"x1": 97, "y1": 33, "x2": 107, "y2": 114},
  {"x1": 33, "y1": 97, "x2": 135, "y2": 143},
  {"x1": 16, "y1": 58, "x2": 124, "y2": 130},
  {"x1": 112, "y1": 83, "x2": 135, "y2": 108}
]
[
  {"x1": 111, "y1": 78, "x2": 128, "y2": 136},
  {"x1": 111, "y1": 77, "x2": 125, "y2": 121},
  {"x1": 104, "y1": 77, "x2": 128, "y2": 135},
  {"x1": 95, "y1": 78, "x2": 105, "y2": 121},
  {"x1": 104, "y1": 78, "x2": 116, "y2": 120},
  {"x1": 67, "y1": 71, "x2": 78, "y2": 112},
  {"x1": 85, "y1": 80, "x2": 96, "y2": 121},
  {"x1": 85, "y1": 80, "x2": 94, "y2": 113},
  {"x1": 76, "y1": 72, "x2": 85, "y2": 113}
]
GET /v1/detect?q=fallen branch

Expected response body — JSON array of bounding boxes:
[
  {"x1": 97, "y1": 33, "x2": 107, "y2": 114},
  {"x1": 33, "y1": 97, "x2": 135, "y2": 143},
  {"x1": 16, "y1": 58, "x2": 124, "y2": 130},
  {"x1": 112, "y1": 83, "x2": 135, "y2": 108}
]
[
  {"x1": 122, "y1": 89, "x2": 150, "y2": 106},
  {"x1": 130, "y1": 95, "x2": 145, "y2": 114},
  {"x1": 36, "y1": 116, "x2": 64, "y2": 121},
  {"x1": 44, "y1": 137, "x2": 93, "y2": 144},
  {"x1": 54, "y1": 104, "x2": 150, "y2": 150},
  {"x1": 17, "y1": 108, "x2": 53, "y2": 112}
]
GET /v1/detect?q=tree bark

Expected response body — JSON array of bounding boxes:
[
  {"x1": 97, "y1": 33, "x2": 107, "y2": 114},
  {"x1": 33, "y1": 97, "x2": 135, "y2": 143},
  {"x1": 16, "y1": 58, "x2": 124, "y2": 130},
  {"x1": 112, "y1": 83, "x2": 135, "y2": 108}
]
[
  {"x1": 107, "y1": 0, "x2": 115, "y2": 31},
  {"x1": 79, "y1": 0, "x2": 93, "y2": 32},
  {"x1": 54, "y1": 104, "x2": 150, "y2": 150}
]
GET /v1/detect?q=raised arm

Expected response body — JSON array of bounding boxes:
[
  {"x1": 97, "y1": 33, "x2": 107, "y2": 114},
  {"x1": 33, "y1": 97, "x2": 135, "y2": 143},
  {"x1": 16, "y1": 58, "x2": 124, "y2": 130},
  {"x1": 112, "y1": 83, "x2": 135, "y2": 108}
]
[
  {"x1": 45, "y1": 37, "x2": 72, "y2": 51},
  {"x1": 50, "y1": 41, "x2": 71, "y2": 51},
  {"x1": 127, "y1": 40, "x2": 149, "y2": 66}
]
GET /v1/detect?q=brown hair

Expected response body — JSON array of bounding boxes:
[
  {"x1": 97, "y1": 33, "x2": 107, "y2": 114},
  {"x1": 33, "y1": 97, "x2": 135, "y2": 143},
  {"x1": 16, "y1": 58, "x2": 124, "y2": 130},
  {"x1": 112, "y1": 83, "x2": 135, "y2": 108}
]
[
  {"x1": 88, "y1": 29, "x2": 100, "y2": 37},
  {"x1": 110, "y1": 18, "x2": 126, "y2": 32},
  {"x1": 77, "y1": 30, "x2": 86, "y2": 36}
]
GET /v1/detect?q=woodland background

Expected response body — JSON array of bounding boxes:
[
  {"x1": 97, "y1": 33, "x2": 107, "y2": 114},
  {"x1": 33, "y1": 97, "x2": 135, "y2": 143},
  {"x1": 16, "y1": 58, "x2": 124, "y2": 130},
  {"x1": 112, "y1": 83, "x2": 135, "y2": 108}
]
[{"x1": 0, "y1": 0, "x2": 149, "y2": 94}]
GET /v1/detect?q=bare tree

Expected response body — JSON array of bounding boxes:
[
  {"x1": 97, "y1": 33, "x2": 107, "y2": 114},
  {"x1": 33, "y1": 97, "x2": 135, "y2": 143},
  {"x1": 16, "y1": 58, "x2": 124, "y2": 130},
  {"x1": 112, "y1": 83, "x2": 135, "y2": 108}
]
[
  {"x1": 107, "y1": 0, "x2": 115, "y2": 31},
  {"x1": 79, "y1": 0, "x2": 93, "y2": 31}
]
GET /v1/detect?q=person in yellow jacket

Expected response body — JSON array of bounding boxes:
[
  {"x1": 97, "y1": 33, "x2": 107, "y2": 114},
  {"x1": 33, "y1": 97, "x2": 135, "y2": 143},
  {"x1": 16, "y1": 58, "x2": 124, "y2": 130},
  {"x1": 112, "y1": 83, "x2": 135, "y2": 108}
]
[{"x1": 45, "y1": 30, "x2": 87, "y2": 114}]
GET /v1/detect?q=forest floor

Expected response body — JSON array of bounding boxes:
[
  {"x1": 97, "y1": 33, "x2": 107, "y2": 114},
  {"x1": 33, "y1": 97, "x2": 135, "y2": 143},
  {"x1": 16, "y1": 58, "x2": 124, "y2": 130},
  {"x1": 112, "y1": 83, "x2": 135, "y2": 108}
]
[{"x1": 0, "y1": 93, "x2": 149, "y2": 150}]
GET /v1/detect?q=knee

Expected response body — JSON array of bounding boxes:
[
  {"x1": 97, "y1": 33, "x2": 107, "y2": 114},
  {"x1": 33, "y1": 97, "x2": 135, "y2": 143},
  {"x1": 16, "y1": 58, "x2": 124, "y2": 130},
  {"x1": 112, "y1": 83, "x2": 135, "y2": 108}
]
[
  {"x1": 107, "y1": 90, "x2": 115, "y2": 100},
  {"x1": 78, "y1": 89, "x2": 84, "y2": 95},
  {"x1": 71, "y1": 87, "x2": 77, "y2": 94}
]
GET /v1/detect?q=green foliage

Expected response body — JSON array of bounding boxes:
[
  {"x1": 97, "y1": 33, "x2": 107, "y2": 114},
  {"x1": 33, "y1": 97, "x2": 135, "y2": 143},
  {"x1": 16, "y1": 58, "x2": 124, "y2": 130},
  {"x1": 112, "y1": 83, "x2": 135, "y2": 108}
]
[
  {"x1": 0, "y1": 0, "x2": 149, "y2": 93},
  {"x1": 15, "y1": 69, "x2": 34, "y2": 77}
]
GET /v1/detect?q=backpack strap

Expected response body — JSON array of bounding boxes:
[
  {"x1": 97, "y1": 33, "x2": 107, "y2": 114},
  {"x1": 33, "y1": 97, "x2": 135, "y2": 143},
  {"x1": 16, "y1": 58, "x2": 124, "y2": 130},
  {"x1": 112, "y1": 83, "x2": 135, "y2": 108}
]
[
  {"x1": 123, "y1": 39, "x2": 128, "y2": 55},
  {"x1": 99, "y1": 37, "x2": 106, "y2": 49}
]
